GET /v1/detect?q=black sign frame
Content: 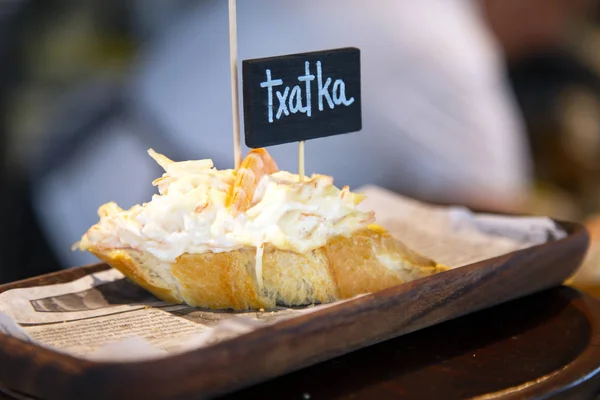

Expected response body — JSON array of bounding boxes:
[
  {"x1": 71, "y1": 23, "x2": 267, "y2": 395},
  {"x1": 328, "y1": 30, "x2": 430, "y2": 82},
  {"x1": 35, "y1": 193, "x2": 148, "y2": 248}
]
[{"x1": 242, "y1": 47, "x2": 362, "y2": 148}]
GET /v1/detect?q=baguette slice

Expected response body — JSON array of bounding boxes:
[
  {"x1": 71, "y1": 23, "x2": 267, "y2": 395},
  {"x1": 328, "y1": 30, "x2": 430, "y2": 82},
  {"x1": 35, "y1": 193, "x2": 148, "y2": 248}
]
[{"x1": 88, "y1": 225, "x2": 449, "y2": 310}]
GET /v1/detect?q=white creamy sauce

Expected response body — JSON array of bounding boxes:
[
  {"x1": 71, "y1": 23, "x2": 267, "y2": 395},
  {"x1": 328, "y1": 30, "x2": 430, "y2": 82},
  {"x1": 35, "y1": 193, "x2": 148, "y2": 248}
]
[{"x1": 79, "y1": 150, "x2": 374, "y2": 262}]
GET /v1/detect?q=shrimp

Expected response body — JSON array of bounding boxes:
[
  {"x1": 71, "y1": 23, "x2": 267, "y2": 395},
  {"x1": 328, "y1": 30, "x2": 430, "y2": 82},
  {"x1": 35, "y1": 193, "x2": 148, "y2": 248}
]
[{"x1": 226, "y1": 148, "x2": 279, "y2": 214}]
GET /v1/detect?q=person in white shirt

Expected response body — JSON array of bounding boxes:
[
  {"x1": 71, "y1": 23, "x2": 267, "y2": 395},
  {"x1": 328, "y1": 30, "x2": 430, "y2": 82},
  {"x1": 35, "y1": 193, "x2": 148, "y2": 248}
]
[{"x1": 31, "y1": 0, "x2": 533, "y2": 268}]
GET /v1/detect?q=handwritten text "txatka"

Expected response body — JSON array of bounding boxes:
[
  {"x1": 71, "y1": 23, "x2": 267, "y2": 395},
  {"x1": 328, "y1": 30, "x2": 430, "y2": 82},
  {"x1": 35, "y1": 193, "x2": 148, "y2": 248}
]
[{"x1": 260, "y1": 61, "x2": 355, "y2": 123}]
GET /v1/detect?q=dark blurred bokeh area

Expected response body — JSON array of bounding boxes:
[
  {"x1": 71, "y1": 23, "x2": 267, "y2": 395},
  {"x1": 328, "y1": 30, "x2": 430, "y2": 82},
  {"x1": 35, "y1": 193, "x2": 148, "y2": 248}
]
[
  {"x1": 1, "y1": 0, "x2": 600, "y2": 293},
  {"x1": 0, "y1": 0, "x2": 195, "y2": 283}
]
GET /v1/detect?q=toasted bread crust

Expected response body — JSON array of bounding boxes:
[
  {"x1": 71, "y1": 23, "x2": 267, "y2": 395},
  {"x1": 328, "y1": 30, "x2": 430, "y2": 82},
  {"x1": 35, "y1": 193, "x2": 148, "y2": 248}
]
[
  {"x1": 173, "y1": 250, "x2": 269, "y2": 309},
  {"x1": 325, "y1": 229, "x2": 446, "y2": 298},
  {"x1": 88, "y1": 228, "x2": 449, "y2": 310},
  {"x1": 90, "y1": 249, "x2": 184, "y2": 304}
]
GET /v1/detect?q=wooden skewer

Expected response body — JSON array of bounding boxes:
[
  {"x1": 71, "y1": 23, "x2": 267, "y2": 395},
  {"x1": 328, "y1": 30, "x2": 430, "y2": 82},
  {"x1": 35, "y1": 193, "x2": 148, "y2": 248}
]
[
  {"x1": 228, "y1": 0, "x2": 242, "y2": 169},
  {"x1": 298, "y1": 140, "x2": 305, "y2": 182}
]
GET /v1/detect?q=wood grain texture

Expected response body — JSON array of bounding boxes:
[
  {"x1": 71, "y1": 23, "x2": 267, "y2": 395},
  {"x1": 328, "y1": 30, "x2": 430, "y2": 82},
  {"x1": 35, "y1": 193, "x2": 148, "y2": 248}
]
[
  {"x1": 221, "y1": 286, "x2": 600, "y2": 400},
  {"x1": 0, "y1": 221, "x2": 591, "y2": 400}
]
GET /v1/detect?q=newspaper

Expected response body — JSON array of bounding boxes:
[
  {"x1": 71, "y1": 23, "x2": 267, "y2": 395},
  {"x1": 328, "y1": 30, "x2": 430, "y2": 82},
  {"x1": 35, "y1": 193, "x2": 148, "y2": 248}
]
[{"x1": 0, "y1": 186, "x2": 566, "y2": 362}]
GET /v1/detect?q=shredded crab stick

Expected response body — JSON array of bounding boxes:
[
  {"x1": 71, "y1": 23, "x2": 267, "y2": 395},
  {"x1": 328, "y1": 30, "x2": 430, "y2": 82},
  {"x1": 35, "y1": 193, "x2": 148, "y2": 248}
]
[
  {"x1": 78, "y1": 147, "x2": 376, "y2": 263},
  {"x1": 227, "y1": 148, "x2": 279, "y2": 214}
]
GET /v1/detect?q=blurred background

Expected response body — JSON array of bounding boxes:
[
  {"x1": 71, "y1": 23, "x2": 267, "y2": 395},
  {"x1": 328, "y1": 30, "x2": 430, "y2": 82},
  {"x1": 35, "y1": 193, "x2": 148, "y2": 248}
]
[{"x1": 1, "y1": 0, "x2": 600, "y2": 296}]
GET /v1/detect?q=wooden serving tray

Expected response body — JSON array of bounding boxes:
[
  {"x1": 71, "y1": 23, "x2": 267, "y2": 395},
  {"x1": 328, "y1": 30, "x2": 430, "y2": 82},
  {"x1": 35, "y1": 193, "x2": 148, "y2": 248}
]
[
  {"x1": 221, "y1": 286, "x2": 600, "y2": 400},
  {"x1": 0, "y1": 221, "x2": 590, "y2": 400}
]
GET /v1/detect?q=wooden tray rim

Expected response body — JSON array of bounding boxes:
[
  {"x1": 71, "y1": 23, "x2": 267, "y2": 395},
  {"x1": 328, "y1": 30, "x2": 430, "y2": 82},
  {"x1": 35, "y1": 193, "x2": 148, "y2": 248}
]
[{"x1": 0, "y1": 220, "x2": 592, "y2": 399}]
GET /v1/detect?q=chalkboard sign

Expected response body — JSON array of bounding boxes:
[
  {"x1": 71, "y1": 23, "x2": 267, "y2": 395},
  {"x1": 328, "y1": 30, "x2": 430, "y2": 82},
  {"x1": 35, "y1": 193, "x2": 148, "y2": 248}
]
[{"x1": 242, "y1": 47, "x2": 362, "y2": 148}]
